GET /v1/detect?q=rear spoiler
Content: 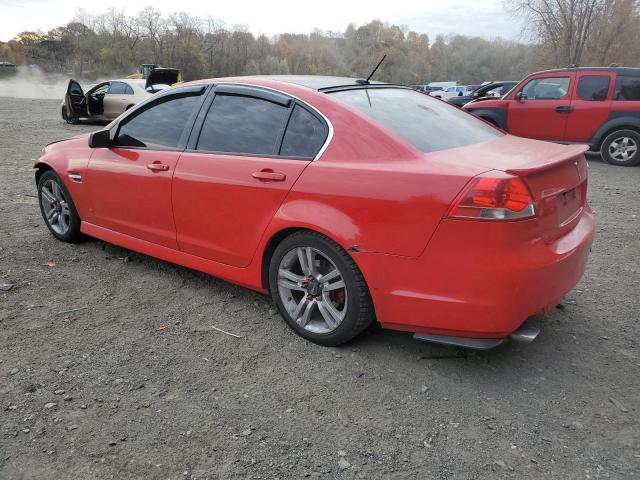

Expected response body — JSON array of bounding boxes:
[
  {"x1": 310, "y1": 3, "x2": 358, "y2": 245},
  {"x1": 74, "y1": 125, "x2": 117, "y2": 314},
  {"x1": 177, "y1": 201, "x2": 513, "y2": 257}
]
[{"x1": 505, "y1": 144, "x2": 589, "y2": 176}]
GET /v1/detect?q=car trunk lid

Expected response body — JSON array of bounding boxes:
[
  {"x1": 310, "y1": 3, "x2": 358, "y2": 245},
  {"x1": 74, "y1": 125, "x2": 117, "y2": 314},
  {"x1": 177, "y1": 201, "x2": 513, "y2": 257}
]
[
  {"x1": 434, "y1": 135, "x2": 589, "y2": 241},
  {"x1": 145, "y1": 68, "x2": 180, "y2": 92}
]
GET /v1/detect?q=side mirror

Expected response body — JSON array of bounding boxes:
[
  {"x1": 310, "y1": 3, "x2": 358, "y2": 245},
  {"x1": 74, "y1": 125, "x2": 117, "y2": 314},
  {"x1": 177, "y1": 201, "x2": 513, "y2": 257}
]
[
  {"x1": 88, "y1": 129, "x2": 111, "y2": 148},
  {"x1": 515, "y1": 91, "x2": 527, "y2": 101}
]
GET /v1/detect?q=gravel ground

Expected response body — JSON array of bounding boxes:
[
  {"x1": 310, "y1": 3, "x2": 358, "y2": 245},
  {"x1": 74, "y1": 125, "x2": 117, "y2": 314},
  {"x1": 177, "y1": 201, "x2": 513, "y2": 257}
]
[{"x1": 1, "y1": 97, "x2": 639, "y2": 480}]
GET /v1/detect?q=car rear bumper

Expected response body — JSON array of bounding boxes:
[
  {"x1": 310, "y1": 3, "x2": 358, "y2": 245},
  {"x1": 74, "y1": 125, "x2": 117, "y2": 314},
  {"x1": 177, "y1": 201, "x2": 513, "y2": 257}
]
[{"x1": 355, "y1": 207, "x2": 595, "y2": 339}]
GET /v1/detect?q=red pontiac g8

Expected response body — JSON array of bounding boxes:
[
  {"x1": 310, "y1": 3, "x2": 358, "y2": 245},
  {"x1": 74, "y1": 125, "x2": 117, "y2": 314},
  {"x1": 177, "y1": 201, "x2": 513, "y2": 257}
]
[{"x1": 34, "y1": 76, "x2": 595, "y2": 349}]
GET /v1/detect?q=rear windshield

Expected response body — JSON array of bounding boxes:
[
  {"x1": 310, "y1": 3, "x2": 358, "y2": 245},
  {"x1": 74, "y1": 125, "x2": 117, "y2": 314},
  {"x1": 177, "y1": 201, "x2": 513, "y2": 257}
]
[{"x1": 329, "y1": 87, "x2": 502, "y2": 153}]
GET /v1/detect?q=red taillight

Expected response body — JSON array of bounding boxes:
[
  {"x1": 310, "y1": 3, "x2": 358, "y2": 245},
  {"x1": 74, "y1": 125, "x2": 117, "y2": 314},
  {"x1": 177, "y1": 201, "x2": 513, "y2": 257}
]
[{"x1": 448, "y1": 171, "x2": 536, "y2": 220}]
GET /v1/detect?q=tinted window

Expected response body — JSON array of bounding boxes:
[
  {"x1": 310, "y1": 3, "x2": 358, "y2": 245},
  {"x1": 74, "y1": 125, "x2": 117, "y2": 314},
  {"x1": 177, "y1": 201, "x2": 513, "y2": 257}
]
[
  {"x1": 69, "y1": 81, "x2": 82, "y2": 95},
  {"x1": 577, "y1": 75, "x2": 610, "y2": 101},
  {"x1": 521, "y1": 77, "x2": 570, "y2": 100},
  {"x1": 330, "y1": 87, "x2": 501, "y2": 153},
  {"x1": 115, "y1": 94, "x2": 201, "y2": 149},
  {"x1": 280, "y1": 105, "x2": 327, "y2": 158},
  {"x1": 500, "y1": 83, "x2": 517, "y2": 95},
  {"x1": 614, "y1": 75, "x2": 640, "y2": 101},
  {"x1": 93, "y1": 84, "x2": 109, "y2": 96},
  {"x1": 197, "y1": 94, "x2": 289, "y2": 155},
  {"x1": 108, "y1": 82, "x2": 131, "y2": 95}
]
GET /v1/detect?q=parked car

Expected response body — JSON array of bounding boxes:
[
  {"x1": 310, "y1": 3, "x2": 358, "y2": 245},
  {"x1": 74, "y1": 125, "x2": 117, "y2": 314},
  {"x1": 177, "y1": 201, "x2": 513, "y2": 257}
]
[
  {"x1": 464, "y1": 67, "x2": 640, "y2": 166},
  {"x1": 410, "y1": 84, "x2": 444, "y2": 95},
  {"x1": 35, "y1": 75, "x2": 594, "y2": 348},
  {"x1": 62, "y1": 68, "x2": 180, "y2": 124},
  {"x1": 0, "y1": 60, "x2": 17, "y2": 76},
  {"x1": 448, "y1": 81, "x2": 518, "y2": 107},
  {"x1": 430, "y1": 85, "x2": 473, "y2": 99},
  {"x1": 423, "y1": 81, "x2": 457, "y2": 98}
]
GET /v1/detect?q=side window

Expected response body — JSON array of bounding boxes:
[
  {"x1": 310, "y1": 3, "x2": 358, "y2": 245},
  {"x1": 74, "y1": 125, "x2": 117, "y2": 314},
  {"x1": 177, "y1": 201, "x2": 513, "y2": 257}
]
[
  {"x1": 577, "y1": 75, "x2": 610, "y2": 101},
  {"x1": 196, "y1": 94, "x2": 290, "y2": 155},
  {"x1": 114, "y1": 93, "x2": 201, "y2": 149},
  {"x1": 614, "y1": 76, "x2": 640, "y2": 101},
  {"x1": 500, "y1": 84, "x2": 515, "y2": 96},
  {"x1": 69, "y1": 82, "x2": 82, "y2": 95},
  {"x1": 124, "y1": 84, "x2": 134, "y2": 95},
  {"x1": 521, "y1": 77, "x2": 571, "y2": 100},
  {"x1": 280, "y1": 105, "x2": 328, "y2": 159},
  {"x1": 93, "y1": 84, "x2": 109, "y2": 96},
  {"x1": 108, "y1": 82, "x2": 128, "y2": 95}
]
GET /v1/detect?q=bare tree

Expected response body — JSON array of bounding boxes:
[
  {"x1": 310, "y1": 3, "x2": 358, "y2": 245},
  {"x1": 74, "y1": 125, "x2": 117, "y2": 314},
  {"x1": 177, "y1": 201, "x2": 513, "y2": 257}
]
[{"x1": 512, "y1": 0, "x2": 608, "y2": 66}]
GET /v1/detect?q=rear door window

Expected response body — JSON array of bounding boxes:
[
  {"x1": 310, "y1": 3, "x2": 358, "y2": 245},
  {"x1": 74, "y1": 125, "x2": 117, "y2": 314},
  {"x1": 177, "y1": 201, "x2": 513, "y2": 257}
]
[
  {"x1": 576, "y1": 75, "x2": 610, "y2": 101},
  {"x1": 614, "y1": 75, "x2": 640, "y2": 101},
  {"x1": 196, "y1": 94, "x2": 290, "y2": 156},
  {"x1": 108, "y1": 82, "x2": 130, "y2": 95},
  {"x1": 330, "y1": 87, "x2": 501, "y2": 153},
  {"x1": 280, "y1": 105, "x2": 327, "y2": 158},
  {"x1": 114, "y1": 92, "x2": 202, "y2": 149}
]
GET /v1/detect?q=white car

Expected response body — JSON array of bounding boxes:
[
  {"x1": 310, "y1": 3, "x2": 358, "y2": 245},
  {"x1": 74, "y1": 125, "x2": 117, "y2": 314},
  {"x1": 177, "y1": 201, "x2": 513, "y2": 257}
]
[
  {"x1": 61, "y1": 69, "x2": 180, "y2": 123},
  {"x1": 429, "y1": 85, "x2": 473, "y2": 99}
]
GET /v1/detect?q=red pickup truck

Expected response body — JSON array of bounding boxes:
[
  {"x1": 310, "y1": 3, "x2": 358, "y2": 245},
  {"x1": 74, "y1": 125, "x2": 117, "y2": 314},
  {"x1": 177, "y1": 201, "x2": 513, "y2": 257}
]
[{"x1": 464, "y1": 67, "x2": 640, "y2": 166}]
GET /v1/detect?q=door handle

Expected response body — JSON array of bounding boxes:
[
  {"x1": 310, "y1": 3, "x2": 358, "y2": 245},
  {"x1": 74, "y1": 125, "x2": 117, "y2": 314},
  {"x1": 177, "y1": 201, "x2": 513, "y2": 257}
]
[
  {"x1": 252, "y1": 169, "x2": 286, "y2": 181},
  {"x1": 555, "y1": 106, "x2": 573, "y2": 113},
  {"x1": 147, "y1": 162, "x2": 170, "y2": 172}
]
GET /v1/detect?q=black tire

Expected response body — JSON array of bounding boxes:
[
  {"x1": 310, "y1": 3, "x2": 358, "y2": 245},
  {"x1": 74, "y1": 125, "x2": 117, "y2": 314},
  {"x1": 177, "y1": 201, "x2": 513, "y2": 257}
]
[
  {"x1": 600, "y1": 129, "x2": 640, "y2": 166},
  {"x1": 269, "y1": 231, "x2": 375, "y2": 346},
  {"x1": 63, "y1": 106, "x2": 79, "y2": 124},
  {"x1": 37, "y1": 170, "x2": 83, "y2": 242}
]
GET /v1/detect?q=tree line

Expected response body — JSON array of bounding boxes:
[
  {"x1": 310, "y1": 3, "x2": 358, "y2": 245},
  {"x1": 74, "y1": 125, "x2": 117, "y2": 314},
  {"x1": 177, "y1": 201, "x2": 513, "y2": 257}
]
[{"x1": 0, "y1": 2, "x2": 638, "y2": 85}]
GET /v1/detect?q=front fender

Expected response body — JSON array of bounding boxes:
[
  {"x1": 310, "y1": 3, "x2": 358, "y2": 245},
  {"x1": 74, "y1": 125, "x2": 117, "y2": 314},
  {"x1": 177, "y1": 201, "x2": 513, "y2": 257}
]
[
  {"x1": 466, "y1": 107, "x2": 508, "y2": 131},
  {"x1": 33, "y1": 135, "x2": 93, "y2": 220}
]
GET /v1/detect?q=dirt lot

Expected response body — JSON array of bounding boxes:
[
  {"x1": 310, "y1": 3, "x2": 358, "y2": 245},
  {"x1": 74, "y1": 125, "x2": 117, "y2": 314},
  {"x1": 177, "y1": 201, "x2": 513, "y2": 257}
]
[{"x1": 0, "y1": 97, "x2": 639, "y2": 480}]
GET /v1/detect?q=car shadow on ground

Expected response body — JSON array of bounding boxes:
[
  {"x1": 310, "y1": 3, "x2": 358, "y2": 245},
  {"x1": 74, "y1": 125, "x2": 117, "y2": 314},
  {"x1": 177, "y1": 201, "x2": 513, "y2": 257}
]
[{"x1": 80, "y1": 235, "x2": 562, "y2": 379}]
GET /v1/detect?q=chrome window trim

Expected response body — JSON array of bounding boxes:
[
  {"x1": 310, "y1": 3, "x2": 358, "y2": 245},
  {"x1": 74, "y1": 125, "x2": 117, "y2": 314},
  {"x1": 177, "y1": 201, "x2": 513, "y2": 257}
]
[{"x1": 212, "y1": 82, "x2": 334, "y2": 162}]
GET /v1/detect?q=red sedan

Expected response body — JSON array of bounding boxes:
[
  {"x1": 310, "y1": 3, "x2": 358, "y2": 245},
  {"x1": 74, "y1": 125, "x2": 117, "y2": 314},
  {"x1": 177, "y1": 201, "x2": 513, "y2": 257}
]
[{"x1": 35, "y1": 76, "x2": 595, "y2": 348}]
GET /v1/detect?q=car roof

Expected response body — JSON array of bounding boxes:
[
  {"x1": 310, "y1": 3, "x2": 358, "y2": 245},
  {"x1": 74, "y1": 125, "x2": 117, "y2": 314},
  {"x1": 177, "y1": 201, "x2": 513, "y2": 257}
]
[
  {"x1": 534, "y1": 66, "x2": 640, "y2": 76},
  {"x1": 195, "y1": 75, "x2": 389, "y2": 91}
]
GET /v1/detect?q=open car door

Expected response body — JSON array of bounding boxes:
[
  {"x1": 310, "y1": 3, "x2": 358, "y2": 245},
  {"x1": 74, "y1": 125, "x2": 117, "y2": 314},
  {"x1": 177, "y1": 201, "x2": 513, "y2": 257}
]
[
  {"x1": 145, "y1": 68, "x2": 181, "y2": 93},
  {"x1": 65, "y1": 79, "x2": 87, "y2": 117}
]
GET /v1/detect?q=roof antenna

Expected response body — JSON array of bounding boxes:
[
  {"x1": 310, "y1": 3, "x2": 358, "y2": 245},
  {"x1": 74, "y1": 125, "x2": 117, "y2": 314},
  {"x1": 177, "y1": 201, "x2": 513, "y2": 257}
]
[{"x1": 356, "y1": 54, "x2": 387, "y2": 85}]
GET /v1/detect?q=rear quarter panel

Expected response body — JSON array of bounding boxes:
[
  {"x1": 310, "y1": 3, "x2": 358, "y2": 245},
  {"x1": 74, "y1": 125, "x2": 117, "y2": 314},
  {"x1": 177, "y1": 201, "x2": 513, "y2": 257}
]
[{"x1": 265, "y1": 99, "x2": 489, "y2": 257}]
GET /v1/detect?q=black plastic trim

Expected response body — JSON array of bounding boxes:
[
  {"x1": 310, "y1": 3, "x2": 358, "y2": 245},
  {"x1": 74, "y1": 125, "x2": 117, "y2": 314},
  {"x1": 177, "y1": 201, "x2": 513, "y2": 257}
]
[
  {"x1": 589, "y1": 111, "x2": 640, "y2": 146},
  {"x1": 214, "y1": 84, "x2": 292, "y2": 107}
]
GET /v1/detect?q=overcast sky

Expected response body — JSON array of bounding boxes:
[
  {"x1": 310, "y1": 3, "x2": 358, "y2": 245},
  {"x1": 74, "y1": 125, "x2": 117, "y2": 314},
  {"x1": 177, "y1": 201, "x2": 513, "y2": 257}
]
[{"x1": 0, "y1": 0, "x2": 526, "y2": 43}]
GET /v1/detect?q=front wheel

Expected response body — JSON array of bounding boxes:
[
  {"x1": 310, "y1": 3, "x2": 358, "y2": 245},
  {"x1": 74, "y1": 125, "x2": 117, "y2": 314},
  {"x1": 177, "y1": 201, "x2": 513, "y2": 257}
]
[
  {"x1": 37, "y1": 170, "x2": 82, "y2": 242},
  {"x1": 62, "y1": 106, "x2": 79, "y2": 124},
  {"x1": 600, "y1": 129, "x2": 640, "y2": 166},
  {"x1": 269, "y1": 232, "x2": 374, "y2": 346}
]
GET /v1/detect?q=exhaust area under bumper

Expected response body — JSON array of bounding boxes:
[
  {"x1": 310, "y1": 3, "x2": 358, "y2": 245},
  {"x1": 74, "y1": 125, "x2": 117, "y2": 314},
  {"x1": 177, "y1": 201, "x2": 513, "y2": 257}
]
[{"x1": 413, "y1": 325, "x2": 540, "y2": 350}]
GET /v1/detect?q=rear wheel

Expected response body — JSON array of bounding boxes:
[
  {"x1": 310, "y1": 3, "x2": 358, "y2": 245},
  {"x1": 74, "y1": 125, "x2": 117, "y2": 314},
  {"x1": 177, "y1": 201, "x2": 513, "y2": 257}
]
[
  {"x1": 269, "y1": 232, "x2": 374, "y2": 346},
  {"x1": 37, "y1": 170, "x2": 82, "y2": 242},
  {"x1": 600, "y1": 129, "x2": 640, "y2": 166}
]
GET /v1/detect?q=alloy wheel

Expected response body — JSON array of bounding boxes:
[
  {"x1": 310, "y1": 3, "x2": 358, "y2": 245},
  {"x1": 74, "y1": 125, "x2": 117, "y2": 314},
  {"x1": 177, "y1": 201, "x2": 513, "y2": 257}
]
[
  {"x1": 609, "y1": 136, "x2": 638, "y2": 163},
  {"x1": 40, "y1": 179, "x2": 71, "y2": 235},
  {"x1": 277, "y1": 246, "x2": 348, "y2": 334}
]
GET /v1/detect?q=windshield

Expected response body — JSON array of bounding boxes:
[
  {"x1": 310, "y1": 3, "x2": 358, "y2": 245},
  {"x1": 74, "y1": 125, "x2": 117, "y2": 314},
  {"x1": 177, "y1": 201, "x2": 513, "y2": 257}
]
[{"x1": 329, "y1": 87, "x2": 502, "y2": 153}]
